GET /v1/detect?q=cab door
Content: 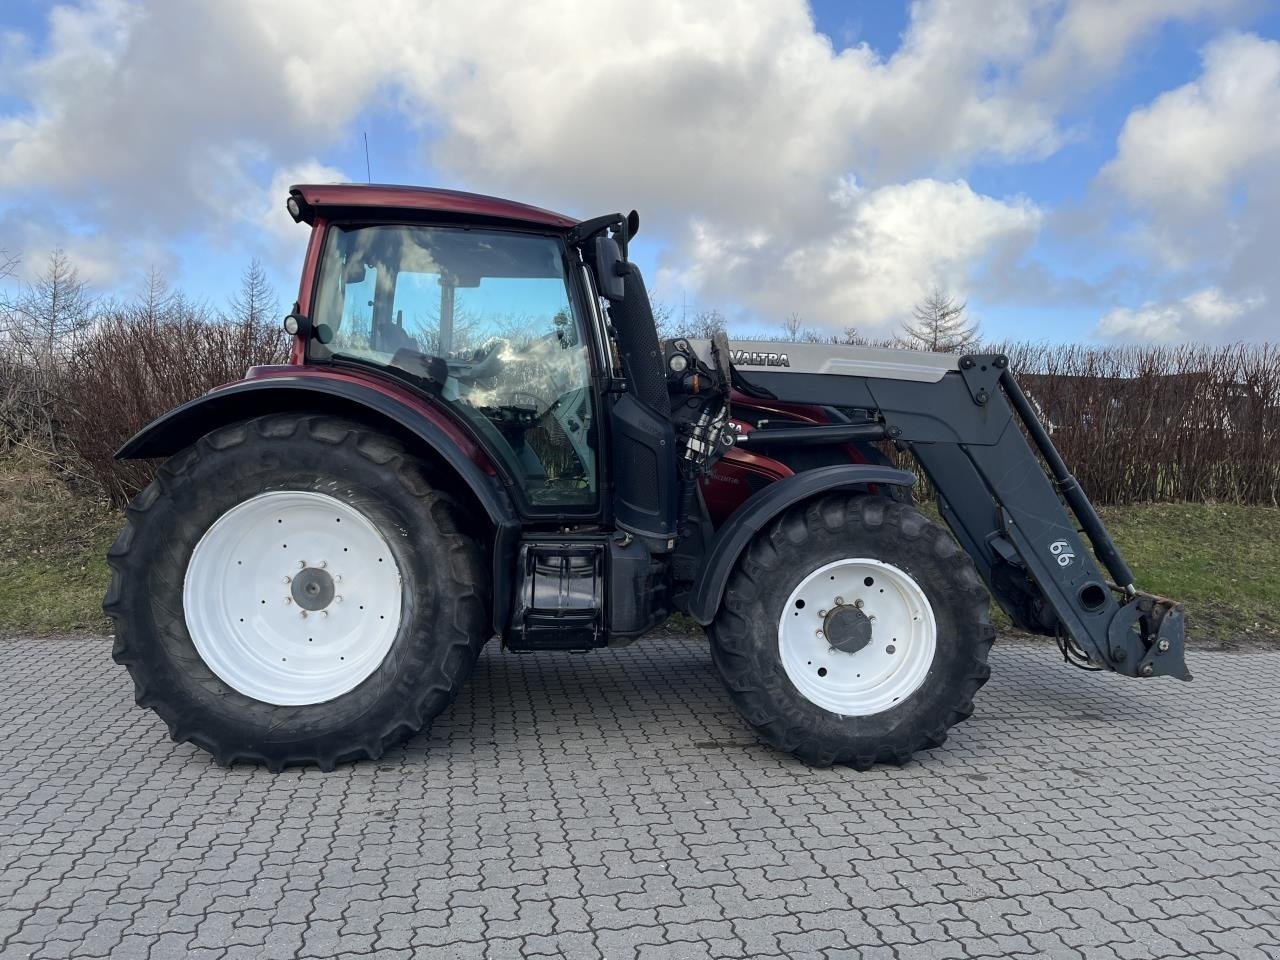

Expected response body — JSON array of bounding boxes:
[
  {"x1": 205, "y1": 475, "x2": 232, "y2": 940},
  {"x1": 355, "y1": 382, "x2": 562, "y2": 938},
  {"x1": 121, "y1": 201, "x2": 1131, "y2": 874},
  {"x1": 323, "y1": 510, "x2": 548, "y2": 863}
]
[{"x1": 309, "y1": 222, "x2": 601, "y2": 514}]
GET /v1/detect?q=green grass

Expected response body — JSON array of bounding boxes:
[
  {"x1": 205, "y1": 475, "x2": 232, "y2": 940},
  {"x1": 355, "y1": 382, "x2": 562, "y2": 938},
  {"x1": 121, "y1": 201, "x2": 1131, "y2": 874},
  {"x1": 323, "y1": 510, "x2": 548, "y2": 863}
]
[
  {"x1": 0, "y1": 456, "x2": 116, "y2": 637},
  {"x1": 1, "y1": 455, "x2": 1277, "y2": 644},
  {"x1": 1097, "y1": 502, "x2": 1280, "y2": 646}
]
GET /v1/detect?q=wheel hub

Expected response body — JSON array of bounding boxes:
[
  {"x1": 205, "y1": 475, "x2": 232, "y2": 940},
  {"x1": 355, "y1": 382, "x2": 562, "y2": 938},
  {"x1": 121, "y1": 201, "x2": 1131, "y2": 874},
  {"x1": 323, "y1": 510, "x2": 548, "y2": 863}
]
[
  {"x1": 824, "y1": 604, "x2": 873, "y2": 655},
  {"x1": 777, "y1": 558, "x2": 937, "y2": 716},
  {"x1": 291, "y1": 566, "x2": 335, "y2": 611},
  {"x1": 183, "y1": 490, "x2": 403, "y2": 706}
]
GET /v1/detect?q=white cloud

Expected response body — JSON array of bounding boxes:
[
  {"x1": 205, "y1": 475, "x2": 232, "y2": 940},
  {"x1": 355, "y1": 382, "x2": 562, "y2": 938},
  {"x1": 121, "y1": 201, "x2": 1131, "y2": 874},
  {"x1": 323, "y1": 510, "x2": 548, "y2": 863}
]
[
  {"x1": 1104, "y1": 32, "x2": 1280, "y2": 218},
  {"x1": 0, "y1": 0, "x2": 1270, "y2": 337},
  {"x1": 661, "y1": 179, "x2": 1042, "y2": 332},
  {"x1": 1095, "y1": 287, "x2": 1265, "y2": 342},
  {"x1": 1095, "y1": 32, "x2": 1280, "y2": 340},
  {"x1": 1022, "y1": 0, "x2": 1249, "y2": 100}
]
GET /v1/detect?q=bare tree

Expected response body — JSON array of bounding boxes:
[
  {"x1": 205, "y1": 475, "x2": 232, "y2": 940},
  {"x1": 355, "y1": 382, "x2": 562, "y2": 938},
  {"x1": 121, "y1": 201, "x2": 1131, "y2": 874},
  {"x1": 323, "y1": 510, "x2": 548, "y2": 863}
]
[
  {"x1": 134, "y1": 267, "x2": 176, "y2": 326},
  {"x1": 900, "y1": 286, "x2": 978, "y2": 352},
  {"x1": 780, "y1": 312, "x2": 804, "y2": 341},
  {"x1": 226, "y1": 258, "x2": 277, "y2": 328},
  {"x1": 0, "y1": 247, "x2": 17, "y2": 291},
  {"x1": 650, "y1": 298, "x2": 676, "y2": 340},
  {"x1": 13, "y1": 249, "x2": 92, "y2": 349},
  {"x1": 687, "y1": 308, "x2": 726, "y2": 339},
  {"x1": 661, "y1": 306, "x2": 727, "y2": 340},
  {"x1": 2, "y1": 249, "x2": 94, "y2": 455}
]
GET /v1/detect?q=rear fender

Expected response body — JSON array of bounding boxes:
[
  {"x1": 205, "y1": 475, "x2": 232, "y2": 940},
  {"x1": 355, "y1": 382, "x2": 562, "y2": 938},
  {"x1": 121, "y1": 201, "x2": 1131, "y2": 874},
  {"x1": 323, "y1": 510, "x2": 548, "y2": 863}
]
[
  {"x1": 116, "y1": 371, "x2": 522, "y2": 629},
  {"x1": 685, "y1": 464, "x2": 916, "y2": 625}
]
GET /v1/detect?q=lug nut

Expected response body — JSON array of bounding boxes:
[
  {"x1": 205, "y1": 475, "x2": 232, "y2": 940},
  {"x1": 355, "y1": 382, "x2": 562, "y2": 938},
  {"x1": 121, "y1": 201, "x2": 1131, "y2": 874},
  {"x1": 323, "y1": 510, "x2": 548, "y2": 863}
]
[
  {"x1": 1139, "y1": 663, "x2": 1154, "y2": 677},
  {"x1": 1157, "y1": 639, "x2": 1170, "y2": 653},
  {"x1": 854, "y1": 599, "x2": 864, "y2": 609},
  {"x1": 818, "y1": 609, "x2": 828, "y2": 617},
  {"x1": 815, "y1": 630, "x2": 824, "y2": 639},
  {"x1": 298, "y1": 560, "x2": 306, "y2": 569},
  {"x1": 319, "y1": 561, "x2": 328, "y2": 569},
  {"x1": 334, "y1": 595, "x2": 343, "y2": 604},
  {"x1": 299, "y1": 610, "x2": 308, "y2": 619},
  {"x1": 835, "y1": 597, "x2": 845, "y2": 605},
  {"x1": 282, "y1": 576, "x2": 291, "y2": 584}
]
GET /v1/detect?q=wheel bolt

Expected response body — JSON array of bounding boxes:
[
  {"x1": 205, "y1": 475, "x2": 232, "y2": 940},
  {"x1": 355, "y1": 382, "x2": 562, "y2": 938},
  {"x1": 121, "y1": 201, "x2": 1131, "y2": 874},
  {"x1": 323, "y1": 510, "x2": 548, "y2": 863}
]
[
  {"x1": 818, "y1": 609, "x2": 828, "y2": 617},
  {"x1": 835, "y1": 596, "x2": 845, "y2": 605},
  {"x1": 1157, "y1": 639, "x2": 1170, "y2": 653},
  {"x1": 815, "y1": 630, "x2": 824, "y2": 639},
  {"x1": 298, "y1": 560, "x2": 306, "y2": 569},
  {"x1": 282, "y1": 576, "x2": 292, "y2": 584},
  {"x1": 854, "y1": 598, "x2": 864, "y2": 609},
  {"x1": 284, "y1": 597, "x2": 292, "y2": 605},
  {"x1": 319, "y1": 561, "x2": 328, "y2": 569},
  {"x1": 299, "y1": 610, "x2": 308, "y2": 619},
  {"x1": 321, "y1": 611, "x2": 329, "y2": 618},
  {"x1": 334, "y1": 595, "x2": 343, "y2": 604}
]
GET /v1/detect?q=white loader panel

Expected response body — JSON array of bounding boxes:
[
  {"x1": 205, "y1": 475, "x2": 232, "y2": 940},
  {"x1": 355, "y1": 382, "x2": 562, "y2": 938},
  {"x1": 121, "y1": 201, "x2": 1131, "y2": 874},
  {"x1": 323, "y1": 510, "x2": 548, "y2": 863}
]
[{"x1": 683, "y1": 339, "x2": 959, "y2": 383}]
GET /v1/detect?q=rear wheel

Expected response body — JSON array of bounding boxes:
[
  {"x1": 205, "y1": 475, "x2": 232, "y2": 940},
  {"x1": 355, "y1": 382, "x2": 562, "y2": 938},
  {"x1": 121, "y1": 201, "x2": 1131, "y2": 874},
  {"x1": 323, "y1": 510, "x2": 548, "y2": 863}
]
[
  {"x1": 709, "y1": 495, "x2": 993, "y2": 768},
  {"x1": 105, "y1": 413, "x2": 489, "y2": 770}
]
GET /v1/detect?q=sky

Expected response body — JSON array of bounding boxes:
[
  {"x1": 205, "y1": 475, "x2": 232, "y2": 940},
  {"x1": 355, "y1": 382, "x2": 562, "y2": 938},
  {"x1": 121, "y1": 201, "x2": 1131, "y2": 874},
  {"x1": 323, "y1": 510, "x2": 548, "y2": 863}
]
[{"x1": 1, "y1": 0, "x2": 1279, "y2": 344}]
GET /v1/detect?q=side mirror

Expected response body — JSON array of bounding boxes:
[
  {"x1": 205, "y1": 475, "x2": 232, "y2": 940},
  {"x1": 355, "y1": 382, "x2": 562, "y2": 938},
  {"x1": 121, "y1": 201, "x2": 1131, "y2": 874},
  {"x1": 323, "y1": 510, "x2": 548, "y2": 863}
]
[{"x1": 593, "y1": 236, "x2": 627, "y2": 302}]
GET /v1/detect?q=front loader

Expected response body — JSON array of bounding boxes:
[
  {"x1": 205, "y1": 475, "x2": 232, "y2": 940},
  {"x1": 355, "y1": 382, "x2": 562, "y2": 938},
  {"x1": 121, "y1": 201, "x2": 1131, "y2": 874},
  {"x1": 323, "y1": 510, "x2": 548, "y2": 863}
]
[{"x1": 105, "y1": 184, "x2": 1188, "y2": 771}]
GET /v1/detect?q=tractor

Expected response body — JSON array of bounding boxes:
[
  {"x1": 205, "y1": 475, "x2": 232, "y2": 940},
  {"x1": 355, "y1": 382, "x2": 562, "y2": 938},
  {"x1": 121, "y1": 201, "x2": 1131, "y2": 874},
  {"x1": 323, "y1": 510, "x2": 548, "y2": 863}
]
[{"x1": 105, "y1": 184, "x2": 1189, "y2": 771}]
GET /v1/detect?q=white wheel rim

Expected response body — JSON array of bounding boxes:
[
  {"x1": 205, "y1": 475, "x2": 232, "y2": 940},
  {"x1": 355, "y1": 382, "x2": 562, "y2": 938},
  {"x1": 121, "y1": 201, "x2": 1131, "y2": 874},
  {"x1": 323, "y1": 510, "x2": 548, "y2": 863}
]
[
  {"x1": 183, "y1": 491, "x2": 403, "y2": 706},
  {"x1": 778, "y1": 558, "x2": 936, "y2": 716}
]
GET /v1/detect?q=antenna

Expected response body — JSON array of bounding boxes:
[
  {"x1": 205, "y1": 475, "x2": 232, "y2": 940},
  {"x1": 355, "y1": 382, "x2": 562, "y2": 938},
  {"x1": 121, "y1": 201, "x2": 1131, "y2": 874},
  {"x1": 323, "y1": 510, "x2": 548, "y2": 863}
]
[{"x1": 363, "y1": 131, "x2": 372, "y2": 183}]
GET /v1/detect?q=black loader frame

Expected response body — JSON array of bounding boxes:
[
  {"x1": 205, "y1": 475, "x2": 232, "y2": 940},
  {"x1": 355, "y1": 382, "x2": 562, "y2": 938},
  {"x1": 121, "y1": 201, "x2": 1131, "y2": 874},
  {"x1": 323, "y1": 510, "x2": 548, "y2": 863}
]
[{"x1": 689, "y1": 339, "x2": 1190, "y2": 682}]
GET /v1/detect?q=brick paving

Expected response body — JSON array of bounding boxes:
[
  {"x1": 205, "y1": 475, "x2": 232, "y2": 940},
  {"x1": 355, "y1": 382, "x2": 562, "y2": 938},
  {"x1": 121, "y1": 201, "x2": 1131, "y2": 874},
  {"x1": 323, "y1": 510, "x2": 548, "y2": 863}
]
[{"x1": 0, "y1": 634, "x2": 1278, "y2": 959}]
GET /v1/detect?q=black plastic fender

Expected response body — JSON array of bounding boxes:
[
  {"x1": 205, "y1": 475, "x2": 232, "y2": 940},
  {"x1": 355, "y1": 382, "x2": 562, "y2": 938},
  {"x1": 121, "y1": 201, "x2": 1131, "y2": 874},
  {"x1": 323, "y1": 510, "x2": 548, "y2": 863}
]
[
  {"x1": 686, "y1": 463, "x2": 917, "y2": 624},
  {"x1": 115, "y1": 375, "x2": 518, "y2": 527}
]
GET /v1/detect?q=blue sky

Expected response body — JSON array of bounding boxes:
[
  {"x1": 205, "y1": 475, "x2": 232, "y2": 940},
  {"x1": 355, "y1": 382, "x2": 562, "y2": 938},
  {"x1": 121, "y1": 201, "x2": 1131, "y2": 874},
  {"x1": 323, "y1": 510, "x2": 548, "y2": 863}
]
[{"x1": 2, "y1": 1, "x2": 1279, "y2": 343}]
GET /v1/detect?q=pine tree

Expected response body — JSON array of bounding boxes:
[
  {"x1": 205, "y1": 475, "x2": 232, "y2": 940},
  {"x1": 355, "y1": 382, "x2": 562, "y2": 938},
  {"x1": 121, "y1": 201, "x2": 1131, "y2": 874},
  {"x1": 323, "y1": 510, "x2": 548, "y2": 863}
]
[
  {"x1": 900, "y1": 287, "x2": 978, "y2": 352},
  {"x1": 16, "y1": 249, "x2": 92, "y2": 350},
  {"x1": 227, "y1": 258, "x2": 277, "y2": 328}
]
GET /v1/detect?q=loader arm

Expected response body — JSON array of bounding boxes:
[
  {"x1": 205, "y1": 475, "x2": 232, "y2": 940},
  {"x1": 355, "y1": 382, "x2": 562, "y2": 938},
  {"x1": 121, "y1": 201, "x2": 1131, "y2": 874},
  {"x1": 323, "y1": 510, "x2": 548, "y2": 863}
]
[{"x1": 696, "y1": 340, "x2": 1189, "y2": 682}]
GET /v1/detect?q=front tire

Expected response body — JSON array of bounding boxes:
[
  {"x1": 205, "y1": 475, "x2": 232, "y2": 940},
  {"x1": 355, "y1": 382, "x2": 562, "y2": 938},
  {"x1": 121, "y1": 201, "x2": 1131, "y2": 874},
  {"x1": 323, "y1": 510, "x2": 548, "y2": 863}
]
[
  {"x1": 105, "y1": 413, "x2": 489, "y2": 771},
  {"x1": 709, "y1": 495, "x2": 993, "y2": 768}
]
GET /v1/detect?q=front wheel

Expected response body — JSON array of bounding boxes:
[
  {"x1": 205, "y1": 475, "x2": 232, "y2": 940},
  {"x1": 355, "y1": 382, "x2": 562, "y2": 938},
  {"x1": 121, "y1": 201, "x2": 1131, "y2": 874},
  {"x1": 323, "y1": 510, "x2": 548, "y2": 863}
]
[
  {"x1": 709, "y1": 495, "x2": 993, "y2": 768},
  {"x1": 105, "y1": 413, "x2": 490, "y2": 771}
]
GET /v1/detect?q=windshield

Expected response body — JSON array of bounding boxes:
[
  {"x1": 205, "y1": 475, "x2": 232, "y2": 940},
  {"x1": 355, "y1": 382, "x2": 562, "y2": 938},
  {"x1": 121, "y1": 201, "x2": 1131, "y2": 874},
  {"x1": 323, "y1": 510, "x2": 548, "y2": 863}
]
[{"x1": 309, "y1": 223, "x2": 597, "y2": 508}]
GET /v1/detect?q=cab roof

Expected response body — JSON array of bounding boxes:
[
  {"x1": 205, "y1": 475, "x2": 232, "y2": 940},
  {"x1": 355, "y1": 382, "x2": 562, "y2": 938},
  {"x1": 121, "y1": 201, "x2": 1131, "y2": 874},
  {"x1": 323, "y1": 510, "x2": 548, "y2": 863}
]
[{"x1": 288, "y1": 183, "x2": 579, "y2": 230}]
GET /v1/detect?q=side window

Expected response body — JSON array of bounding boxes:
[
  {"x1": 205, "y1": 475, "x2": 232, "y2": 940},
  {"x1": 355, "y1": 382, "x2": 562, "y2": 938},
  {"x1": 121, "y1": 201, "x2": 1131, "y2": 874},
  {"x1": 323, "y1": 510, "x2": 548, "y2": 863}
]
[{"x1": 311, "y1": 225, "x2": 598, "y2": 509}]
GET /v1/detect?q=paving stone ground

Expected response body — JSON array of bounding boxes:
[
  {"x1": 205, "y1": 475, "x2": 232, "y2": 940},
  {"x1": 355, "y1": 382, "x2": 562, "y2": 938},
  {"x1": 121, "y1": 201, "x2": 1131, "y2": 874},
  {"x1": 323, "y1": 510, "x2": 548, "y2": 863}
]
[{"x1": 0, "y1": 634, "x2": 1277, "y2": 960}]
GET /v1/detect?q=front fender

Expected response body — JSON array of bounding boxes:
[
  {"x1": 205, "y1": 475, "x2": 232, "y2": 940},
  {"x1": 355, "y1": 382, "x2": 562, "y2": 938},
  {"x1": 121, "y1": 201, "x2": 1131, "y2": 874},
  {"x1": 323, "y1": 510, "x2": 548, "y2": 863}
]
[
  {"x1": 116, "y1": 372, "x2": 517, "y2": 528},
  {"x1": 686, "y1": 464, "x2": 916, "y2": 625}
]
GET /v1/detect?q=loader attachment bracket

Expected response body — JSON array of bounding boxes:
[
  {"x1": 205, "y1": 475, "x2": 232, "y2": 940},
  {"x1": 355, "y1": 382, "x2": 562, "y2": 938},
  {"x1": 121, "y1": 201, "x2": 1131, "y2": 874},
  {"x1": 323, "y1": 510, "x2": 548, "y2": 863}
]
[{"x1": 1109, "y1": 593, "x2": 1191, "y2": 681}]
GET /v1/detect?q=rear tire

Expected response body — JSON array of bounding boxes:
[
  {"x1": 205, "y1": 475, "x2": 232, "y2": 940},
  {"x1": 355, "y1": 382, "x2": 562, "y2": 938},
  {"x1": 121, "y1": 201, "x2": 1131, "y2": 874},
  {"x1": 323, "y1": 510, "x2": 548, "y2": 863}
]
[
  {"x1": 105, "y1": 413, "x2": 490, "y2": 771},
  {"x1": 708, "y1": 494, "x2": 993, "y2": 768}
]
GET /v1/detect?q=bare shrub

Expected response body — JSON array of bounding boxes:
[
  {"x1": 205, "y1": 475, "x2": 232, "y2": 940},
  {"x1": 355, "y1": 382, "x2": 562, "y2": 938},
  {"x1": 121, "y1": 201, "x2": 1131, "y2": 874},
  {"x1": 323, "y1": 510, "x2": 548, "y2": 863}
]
[
  {"x1": 58, "y1": 276, "x2": 287, "y2": 505},
  {"x1": 991, "y1": 342, "x2": 1280, "y2": 506}
]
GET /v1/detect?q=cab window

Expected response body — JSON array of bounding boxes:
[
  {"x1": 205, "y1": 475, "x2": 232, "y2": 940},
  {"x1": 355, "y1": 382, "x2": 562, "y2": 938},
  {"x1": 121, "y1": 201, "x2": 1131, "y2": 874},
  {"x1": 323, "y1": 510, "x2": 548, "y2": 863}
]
[{"x1": 310, "y1": 224, "x2": 597, "y2": 508}]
